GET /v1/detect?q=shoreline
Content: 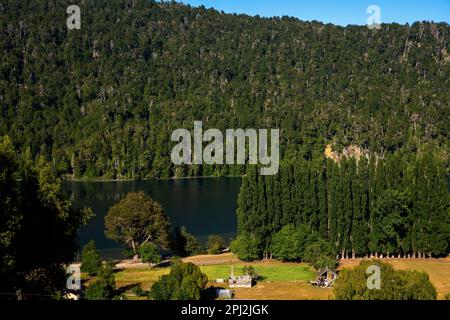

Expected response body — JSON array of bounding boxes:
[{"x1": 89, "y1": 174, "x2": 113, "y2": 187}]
[{"x1": 63, "y1": 175, "x2": 243, "y2": 183}]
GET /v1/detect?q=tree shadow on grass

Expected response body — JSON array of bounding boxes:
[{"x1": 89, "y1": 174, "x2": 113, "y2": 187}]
[
  {"x1": 202, "y1": 286, "x2": 227, "y2": 300},
  {"x1": 115, "y1": 283, "x2": 139, "y2": 294}
]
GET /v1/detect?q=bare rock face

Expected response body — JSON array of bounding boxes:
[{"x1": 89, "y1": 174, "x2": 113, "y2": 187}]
[{"x1": 325, "y1": 144, "x2": 371, "y2": 163}]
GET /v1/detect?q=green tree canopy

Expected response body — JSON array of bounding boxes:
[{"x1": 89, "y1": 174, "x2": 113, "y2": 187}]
[
  {"x1": 139, "y1": 243, "x2": 162, "y2": 265},
  {"x1": 84, "y1": 262, "x2": 117, "y2": 300},
  {"x1": 181, "y1": 226, "x2": 202, "y2": 257},
  {"x1": 80, "y1": 240, "x2": 102, "y2": 276},
  {"x1": 0, "y1": 1, "x2": 448, "y2": 180},
  {"x1": 0, "y1": 136, "x2": 92, "y2": 297},
  {"x1": 151, "y1": 258, "x2": 208, "y2": 300},
  {"x1": 230, "y1": 234, "x2": 262, "y2": 261},
  {"x1": 104, "y1": 192, "x2": 172, "y2": 255},
  {"x1": 334, "y1": 260, "x2": 437, "y2": 300},
  {"x1": 271, "y1": 225, "x2": 303, "y2": 261},
  {"x1": 206, "y1": 235, "x2": 226, "y2": 255}
]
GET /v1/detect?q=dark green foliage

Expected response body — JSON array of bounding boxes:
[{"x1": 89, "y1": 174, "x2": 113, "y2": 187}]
[
  {"x1": 230, "y1": 234, "x2": 262, "y2": 261},
  {"x1": 237, "y1": 154, "x2": 449, "y2": 260},
  {"x1": 104, "y1": 191, "x2": 172, "y2": 255},
  {"x1": 84, "y1": 279, "x2": 112, "y2": 300},
  {"x1": 80, "y1": 240, "x2": 102, "y2": 276},
  {"x1": 374, "y1": 190, "x2": 411, "y2": 255},
  {"x1": 172, "y1": 226, "x2": 202, "y2": 257},
  {"x1": 334, "y1": 260, "x2": 437, "y2": 300},
  {"x1": 84, "y1": 262, "x2": 116, "y2": 300},
  {"x1": 131, "y1": 284, "x2": 148, "y2": 297},
  {"x1": 303, "y1": 239, "x2": 338, "y2": 269},
  {"x1": 0, "y1": 136, "x2": 92, "y2": 297},
  {"x1": 181, "y1": 227, "x2": 202, "y2": 256},
  {"x1": 151, "y1": 258, "x2": 208, "y2": 300},
  {"x1": 139, "y1": 243, "x2": 161, "y2": 265},
  {"x1": 206, "y1": 235, "x2": 226, "y2": 255},
  {"x1": 271, "y1": 225, "x2": 304, "y2": 261},
  {"x1": 0, "y1": 1, "x2": 448, "y2": 180},
  {"x1": 269, "y1": 224, "x2": 336, "y2": 267}
]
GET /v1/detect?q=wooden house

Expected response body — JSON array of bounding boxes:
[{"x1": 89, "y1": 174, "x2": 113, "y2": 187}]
[{"x1": 310, "y1": 267, "x2": 337, "y2": 288}]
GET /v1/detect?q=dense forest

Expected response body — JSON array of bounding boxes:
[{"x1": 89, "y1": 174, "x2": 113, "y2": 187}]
[
  {"x1": 0, "y1": 0, "x2": 449, "y2": 179},
  {"x1": 236, "y1": 154, "x2": 449, "y2": 259}
]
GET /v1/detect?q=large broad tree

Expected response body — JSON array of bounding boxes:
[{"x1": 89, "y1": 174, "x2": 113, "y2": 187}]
[
  {"x1": 0, "y1": 136, "x2": 92, "y2": 298},
  {"x1": 104, "y1": 192, "x2": 172, "y2": 257},
  {"x1": 334, "y1": 260, "x2": 436, "y2": 300}
]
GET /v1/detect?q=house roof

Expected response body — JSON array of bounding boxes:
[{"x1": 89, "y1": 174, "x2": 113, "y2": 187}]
[
  {"x1": 317, "y1": 267, "x2": 337, "y2": 276},
  {"x1": 317, "y1": 267, "x2": 329, "y2": 276}
]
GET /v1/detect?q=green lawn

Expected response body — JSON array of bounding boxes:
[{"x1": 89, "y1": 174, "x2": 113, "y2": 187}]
[
  {"x1": 200, "y1": 264, "x2": 315, "y2": 282},
  {"x1": 114, "y1": 262, "x2": 316, "y2": 292}
]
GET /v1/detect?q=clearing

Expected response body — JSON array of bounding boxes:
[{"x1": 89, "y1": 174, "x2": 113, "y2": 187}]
[{"x1": 112, "y1": 253, "x2": 450, "y2": 300}]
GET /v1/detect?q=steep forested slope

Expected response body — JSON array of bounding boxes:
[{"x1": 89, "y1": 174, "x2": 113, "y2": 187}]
[{"x1": 0, "y1": 0, "x2": 449, "y2": 178}]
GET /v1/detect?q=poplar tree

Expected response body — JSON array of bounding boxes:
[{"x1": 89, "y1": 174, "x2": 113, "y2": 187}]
[{"x1": 235, "y1": 155, "x2": 449, "y2": 260}]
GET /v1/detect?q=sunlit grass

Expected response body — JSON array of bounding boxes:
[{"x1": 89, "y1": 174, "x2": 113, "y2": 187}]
[
  {"x1": 113, "y1": 256, "x2": 450, "y2": 299},
  {"x1": 115, "y1": 267, "x2": 170, "y2": 290},
  {"x1": 199, "y1": 263, "x2": 315, "y2": 282},
  {"x1": 114, "y1": 262, "x2": 316, "y2": 292}
]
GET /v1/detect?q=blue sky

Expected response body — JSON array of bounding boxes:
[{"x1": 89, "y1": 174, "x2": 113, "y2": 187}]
[{"x1": 174, "y1": 0, "x2": 450, "y2": 26}]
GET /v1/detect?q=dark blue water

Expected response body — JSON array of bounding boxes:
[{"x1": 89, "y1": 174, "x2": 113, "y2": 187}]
[{"x1": 63, "y1": 178, "x2": 241, "y2": 255}]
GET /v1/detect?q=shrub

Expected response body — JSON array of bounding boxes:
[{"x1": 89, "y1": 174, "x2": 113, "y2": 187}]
[
  {"x1": 131, "y1": 284, "x2": 148, "y2": 297},
  {"x1": 84, "y1": 262, "x2": 116, "y2": 300},
  {"x1": 80, "y1": 241, "x2": 102, "y2": 276},
  {"x1": 242, "y1": 265, "x2": 260, "y2": 281},
  {"x1": 139, "y1": 243, "x2": 162, "y2": 265},
  {"x1": 230, "y1": 234, "x2": 262, "y2": 261},
  {"x1": 334, "y1": 260, "x2": 437, "y2": 300},
  {"x1": 151, "y1": 258, "x2": 208, "y2": 300},
  {"x1": 181, "y1": 227, "x2": 203, "y2": 256},
  {"x1": 206, "y1": 235, "x2": 226, "y2": 255},
  {"x1": 303, "y1": 238, "x2": 337, "y2": 269}
]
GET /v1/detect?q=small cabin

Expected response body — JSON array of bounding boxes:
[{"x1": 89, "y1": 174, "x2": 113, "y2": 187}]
[{"x1": 311, "y1": 267, "x2": 337, "y2": 288}]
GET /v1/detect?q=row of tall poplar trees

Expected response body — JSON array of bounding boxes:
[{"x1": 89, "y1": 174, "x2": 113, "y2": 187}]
[{"x1": 236, "y1": 154, "x2": 449, "y2": 259}]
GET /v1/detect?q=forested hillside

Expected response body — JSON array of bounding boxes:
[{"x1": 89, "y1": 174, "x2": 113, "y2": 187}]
[{"x1": 0, "y1": 0, "x2": 449, "y2": 179}]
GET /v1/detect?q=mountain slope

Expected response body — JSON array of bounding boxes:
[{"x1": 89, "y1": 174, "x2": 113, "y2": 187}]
[{"x1": 0, "y1": 0, "x2": 448, "y2": 178}]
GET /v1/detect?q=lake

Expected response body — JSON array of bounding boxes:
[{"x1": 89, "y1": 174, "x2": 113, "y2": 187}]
[{"x1": 63, "y1": 178, "x2": 241, "y2": 258}]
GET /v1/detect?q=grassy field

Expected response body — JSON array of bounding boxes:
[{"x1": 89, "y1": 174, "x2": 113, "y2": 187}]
[
  {"x1": 115, "y1": 267, "x2": 170, "y2": 291},
  {"x1": 113, "y1": 253, "x2": 450, "y2": 300},
  {"x1": 199, "y1": 263, "x2": 315, "y2": 282},
  {"x1": 115, "y1": 261, "x2": 315, "y2": 287},
  {"x1": 114, "y1": 256, "x2": 323, "y2": 299}
]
